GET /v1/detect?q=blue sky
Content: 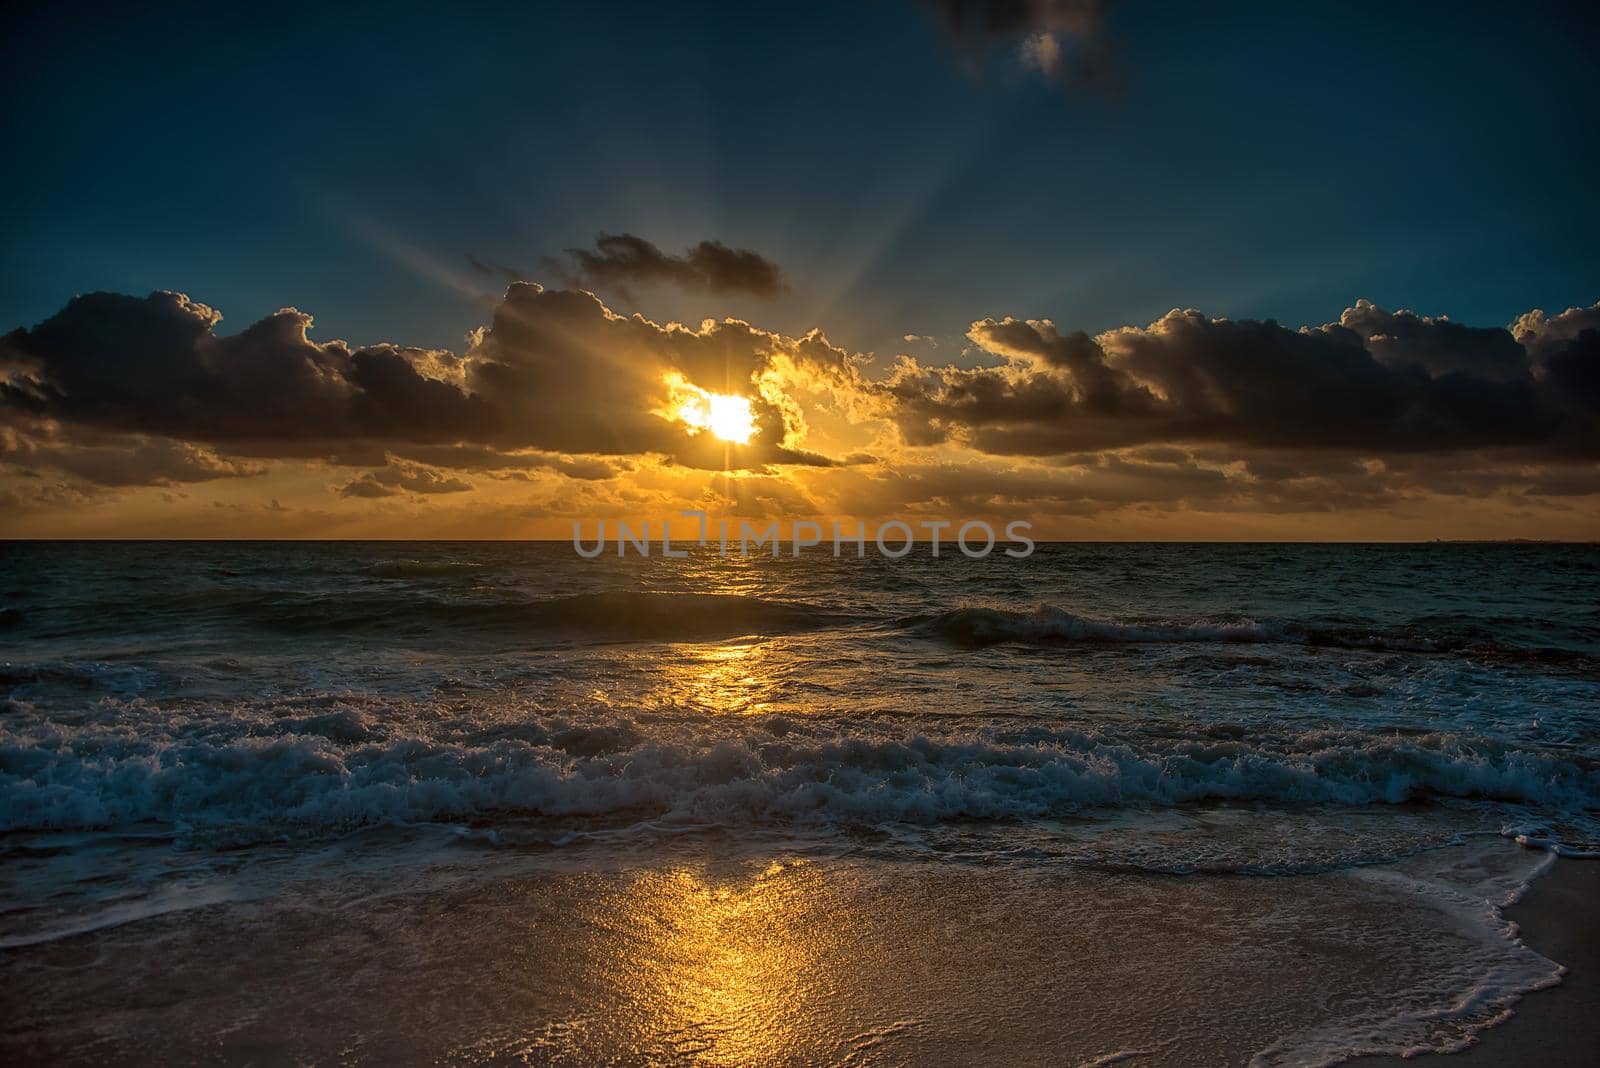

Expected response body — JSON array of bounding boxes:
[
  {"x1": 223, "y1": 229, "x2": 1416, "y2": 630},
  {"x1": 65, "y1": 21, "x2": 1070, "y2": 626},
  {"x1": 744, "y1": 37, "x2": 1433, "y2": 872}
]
[{"x1": 4, "y1": 0, "x2": 1597, "y2": 361}]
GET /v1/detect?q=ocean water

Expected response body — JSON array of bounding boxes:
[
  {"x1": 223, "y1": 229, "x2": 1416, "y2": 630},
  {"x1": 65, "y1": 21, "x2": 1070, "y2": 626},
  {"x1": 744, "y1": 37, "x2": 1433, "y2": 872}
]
[{"x1": 3, "y1": 541, "x2": 1598, "y2": 1063}]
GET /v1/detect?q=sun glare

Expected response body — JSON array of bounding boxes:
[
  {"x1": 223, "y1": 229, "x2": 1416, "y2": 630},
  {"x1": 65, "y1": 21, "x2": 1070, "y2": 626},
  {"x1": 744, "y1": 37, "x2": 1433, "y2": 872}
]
[{"x1": 667, "y1": 374, "x2": 757, "y2": 444}]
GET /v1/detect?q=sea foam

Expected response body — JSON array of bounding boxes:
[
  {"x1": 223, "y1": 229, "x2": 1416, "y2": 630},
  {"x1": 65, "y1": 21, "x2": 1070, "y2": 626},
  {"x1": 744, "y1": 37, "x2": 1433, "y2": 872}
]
[{"x1": 4, "y1": 710, "x2": 1596, "y2": 846}]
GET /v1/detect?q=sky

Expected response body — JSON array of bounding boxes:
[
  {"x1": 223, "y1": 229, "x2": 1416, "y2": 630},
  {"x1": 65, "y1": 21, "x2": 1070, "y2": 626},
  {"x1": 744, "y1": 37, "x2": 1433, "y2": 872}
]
[{"x1": 2, "y1": 0, "x2": 1597, "y2": 539}]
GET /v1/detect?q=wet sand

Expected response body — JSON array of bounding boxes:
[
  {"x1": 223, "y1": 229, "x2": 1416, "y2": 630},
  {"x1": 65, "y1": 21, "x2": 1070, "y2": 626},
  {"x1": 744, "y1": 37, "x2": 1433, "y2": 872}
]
[
  {"x1": 1358, "y1": 857, "x2": 1600, "y2": 1068},
  {"x1": 0, "y1": 836, "x2": 1570, "y2": 1065}
]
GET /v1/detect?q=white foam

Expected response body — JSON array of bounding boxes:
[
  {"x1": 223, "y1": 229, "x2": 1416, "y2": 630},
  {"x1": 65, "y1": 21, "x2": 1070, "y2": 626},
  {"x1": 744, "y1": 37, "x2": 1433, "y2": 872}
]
[
  {"x1": 0, "y1": 881, "x2": 245, "y2": 949},
  {"x1": 1249, "y1": 845, "x2": 1566, "y2": 1066},
  {"x1": 3, "y1": 714, "x2": 1595, "y2": 845}
]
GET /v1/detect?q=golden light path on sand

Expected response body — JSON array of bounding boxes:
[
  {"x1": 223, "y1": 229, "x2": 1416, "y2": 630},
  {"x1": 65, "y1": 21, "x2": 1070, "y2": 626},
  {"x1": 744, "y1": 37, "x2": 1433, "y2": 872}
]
[{"x1": 609, "y1": 861, "x2": 836, "y2": 1066}]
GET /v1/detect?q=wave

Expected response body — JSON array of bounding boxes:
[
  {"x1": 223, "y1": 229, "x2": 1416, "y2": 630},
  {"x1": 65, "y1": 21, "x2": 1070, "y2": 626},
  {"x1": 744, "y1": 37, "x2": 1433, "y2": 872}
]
[
  {"x1": 368, "y1": 559, "x2": 484, "y2": 578},
  {"x1": 905, "y1": 606, "x2": 1303, "y2": 648},
  {"x1": 11, "y1": 570, "x2": 1589, "y2": 662},
  {"x1": 223, "y1": 590, "x2": 844, "y2": 642},
  {"x1": 902, "y1": 605, "x2": 1592, "y2": 662},
  {"x1": 515, "y1": 591, "x2": 844, "y2": 640},
  {"x1": 4, "y1": 717, "x2": 1595, "y2": 843}
]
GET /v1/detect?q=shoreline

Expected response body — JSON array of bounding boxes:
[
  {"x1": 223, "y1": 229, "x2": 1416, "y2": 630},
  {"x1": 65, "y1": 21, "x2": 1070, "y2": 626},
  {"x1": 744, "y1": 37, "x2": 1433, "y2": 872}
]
[
  {"x1": 1356, "y1": 856, "x2": 1600, "y2": 1067},
  {"x1": 5, "y1": 837, "x2": 1585, "y2": 1065}
]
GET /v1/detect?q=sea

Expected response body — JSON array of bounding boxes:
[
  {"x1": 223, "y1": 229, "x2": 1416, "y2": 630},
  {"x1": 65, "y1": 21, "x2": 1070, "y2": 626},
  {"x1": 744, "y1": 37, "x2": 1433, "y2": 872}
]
[{"x1": 2, "y1": 541, "x2": 1597, "y2": 1065}]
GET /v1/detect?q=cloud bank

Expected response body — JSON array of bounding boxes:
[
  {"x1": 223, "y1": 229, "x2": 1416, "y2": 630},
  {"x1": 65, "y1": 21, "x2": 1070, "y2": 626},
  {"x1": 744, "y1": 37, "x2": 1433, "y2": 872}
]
[
  {"x1": 2, "y1": 284, "x2": 1596, "y2": 536},
  {"x1": 883, "y1": 301, "x2": 1598, "y2": 459},
  {"x1": 0, "y1": 283, "x2": 853, "y2": 477}
]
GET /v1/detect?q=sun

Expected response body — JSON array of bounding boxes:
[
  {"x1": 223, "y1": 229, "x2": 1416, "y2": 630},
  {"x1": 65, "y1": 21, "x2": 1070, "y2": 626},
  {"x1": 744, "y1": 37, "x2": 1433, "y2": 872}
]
[
  {"x1": 681, "y1": 392, "x2": 756, "y2": 444},
  {"x1": 666, "y1": 374, "x2": 757, "y2": 444}
]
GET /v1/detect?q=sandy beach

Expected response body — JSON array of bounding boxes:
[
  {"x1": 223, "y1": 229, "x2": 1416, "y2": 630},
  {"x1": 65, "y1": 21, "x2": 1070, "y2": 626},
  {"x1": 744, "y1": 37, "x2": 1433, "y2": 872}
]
[{"x1": 2, "y1": 831, "x2": 1583, "y2": 1065}]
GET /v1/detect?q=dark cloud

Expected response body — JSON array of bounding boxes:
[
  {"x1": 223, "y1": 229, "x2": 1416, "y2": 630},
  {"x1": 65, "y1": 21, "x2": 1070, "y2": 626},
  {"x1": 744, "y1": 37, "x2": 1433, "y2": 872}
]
[
  {"x1": 336, "y1": 462, "x2": 473, "y2": 499},
  {"x1": 851, "y1": 453, "x2": 1362, "y2": 518},
  {"x1": 0, "y1": 291, "x2": 487, "y2": 444},
  {"x1": 5, "y1": 286, "x2": 1595, "y2": 513},
  {"x1": 465, "y1": 255, "x2": 529, "y2": 284},
  {"x1": 824, "y1": 444, "x2": 1600, "y2": 522},
  {"x1": 884, "y1": 302, "x2": 1599, "y2": 460},
  {"x1": 921, "y1": 0, "x2": 1120, "y2": 90},
  {"x1": 337, "y1": 477, "x2": 401, "y2": 499},
  {"x1": 391, "y1": 444, "x2": 626, "y2": 482},
  {"x1": 0, "y1": 479, "x2": 98, "y2": 513},
  {"x1": 1339, "y1": 299, "x2": 1530, "y2": 382},
  {"x1": 462, "y1": 282, "x2": 847, "y2": 467},
  {"x1": 548, "y1": 233, "x2": 788, "y2": 300},
  {"x1": 1514, "y1": 303, "x2": 1600, "y2": 420},
  {"x1": 1, "y1": 424, "x2": 264, "y2": 487},
  {"x1": 0, "y1": 284, "x2": 853, "y2": 485}
]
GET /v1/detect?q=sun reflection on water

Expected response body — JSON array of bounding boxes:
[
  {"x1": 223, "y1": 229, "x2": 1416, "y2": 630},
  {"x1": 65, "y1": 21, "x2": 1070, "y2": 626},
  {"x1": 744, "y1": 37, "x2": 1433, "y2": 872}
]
[{"x1": 654, "y1": 639, "x2": 779, "y2": 717}]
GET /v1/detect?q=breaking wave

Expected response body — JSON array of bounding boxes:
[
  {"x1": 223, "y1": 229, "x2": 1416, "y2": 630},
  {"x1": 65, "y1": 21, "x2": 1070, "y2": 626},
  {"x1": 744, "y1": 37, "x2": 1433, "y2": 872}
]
[{"x1": 4, "y1": 715, "x2": 1596, "y2": 844}]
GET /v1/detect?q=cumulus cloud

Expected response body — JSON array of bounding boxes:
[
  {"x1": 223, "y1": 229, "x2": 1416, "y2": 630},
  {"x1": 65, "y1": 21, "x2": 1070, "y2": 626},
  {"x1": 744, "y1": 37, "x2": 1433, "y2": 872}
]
[
  {"x1": 1512, "y1": 302, "x2": 1600, "y2": 419},
  {"x1": 336, "y1": 461, "x2": 473, "y2": 499},
  {"x1": 0, "y1": 291, "x2": 486, "y2": 445},
  {"x1": 1338, "y1": 299, "x2": 1531, "y2": 382},
  {"x1": 546, "y1": 233, "x2": 788, "y2": 300},
  {"x1": 883, "y1": 302, "x2": 1599, "y2": 459},
  {"x1": 0, "y1": 284, "x2": 857, "y2": 483},
  {"x1": 463, "y1": 282, "x2": 851, "y2": 467},
  {"x1": 2, "y1": 287, "x2": 1596, "y2": 526}
]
